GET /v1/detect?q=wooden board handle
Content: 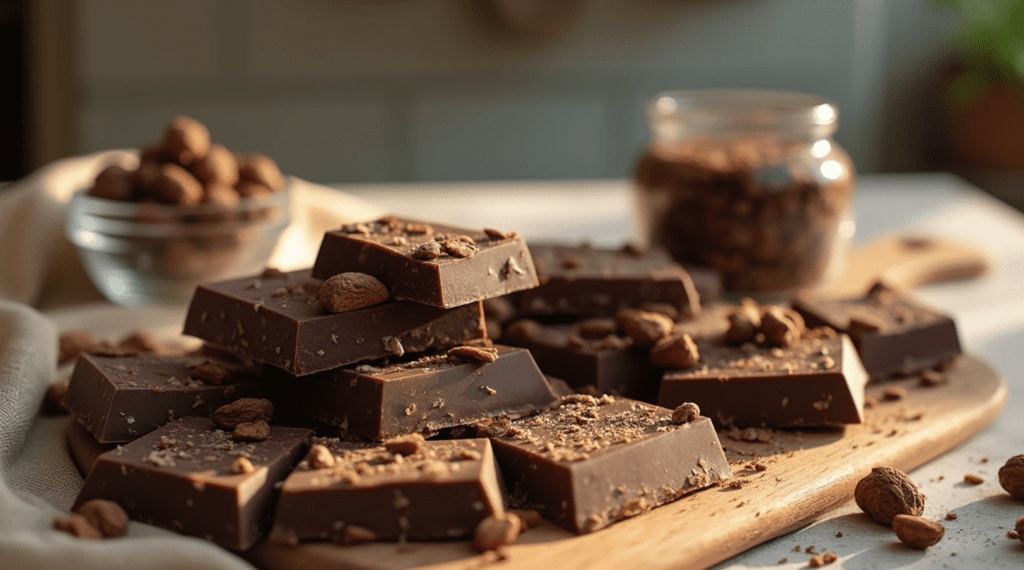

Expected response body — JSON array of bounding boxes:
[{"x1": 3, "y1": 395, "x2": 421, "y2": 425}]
[{"x1": 820, "y1": 235, "x2": 990, "y2": 298}]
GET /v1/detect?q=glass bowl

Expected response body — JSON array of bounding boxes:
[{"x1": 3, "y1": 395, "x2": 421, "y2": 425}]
[{"x1": 66, "y1": 185, "x2": 291, "y2": 305}]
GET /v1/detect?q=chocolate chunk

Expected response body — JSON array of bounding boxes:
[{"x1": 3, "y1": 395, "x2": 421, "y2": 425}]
[
  {"x1": 265, "y1": 346, "x2": 558, "y2": 441},
  {"x1": 65, "y1": 422, "x2": 117, "y2": 477},
  {"x1": 792, "y1": 291, "x2": 962, "y2": 379},
  {"x1": 73, "y1": 417, "x2": 311, "y2": 551},
  {"x1": 269, "y1": 438, "x2": 504, "y2": 543},
  {"x1": 312, "y1": 217, "x2": 539, "y2": 308},
  {"x1": 487, "y1": 397, "x2": 730, "y2": 534},
  {"x1": 63, "y1": 353, "x2": 262, "y2": 444},
  {"x1": 658, "y1": 334, "x2": 868, "y2": 427},
  {"x1": 183, "y1": 269, "x2": 485, "y2": 376},
  {"x1": 520, "y1": 244, "x2": 701, "y2": 318},
  {"x1": 503, "y1": 319, "x2": 659, "y2": 402}
]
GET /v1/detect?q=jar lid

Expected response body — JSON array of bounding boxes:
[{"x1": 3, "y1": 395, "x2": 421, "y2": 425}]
[{"x1": 647, "y1": 89, "x2": 838, "y2": 142}]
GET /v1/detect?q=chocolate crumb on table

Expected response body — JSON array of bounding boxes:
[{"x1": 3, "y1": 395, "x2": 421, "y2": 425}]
[
  {"x1": 269, "y1": 438, "x2": 504, "y2": 544},
  {"x1": 963, "y1": 473, "x2": 984, "y2": 485},
  {"x1": 311, "y1": 217, "x2": 539, "y2": 308},
  {"x1": 485, "y1": 395, "x2": 730, "y2": 534}
]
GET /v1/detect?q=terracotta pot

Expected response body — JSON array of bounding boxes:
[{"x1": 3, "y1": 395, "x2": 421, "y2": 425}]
[{"x1": 943, "y1": 65, "x2": 1024, "y2": 169}]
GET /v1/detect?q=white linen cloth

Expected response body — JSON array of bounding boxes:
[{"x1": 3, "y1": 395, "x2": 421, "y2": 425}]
[{"x1": 0, "y1": 151, "x2": 384, "y2": 569}]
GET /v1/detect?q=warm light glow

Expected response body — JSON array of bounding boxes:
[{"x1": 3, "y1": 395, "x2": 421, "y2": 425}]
[
  {"x1": 655, "y1": 96, "x2": 678, "y2": 114},
  {"x1": 811, "y1": 140, "x2": 831, "y2": 158},
  {"x1": 820, "y1": 159, "x2": 843, "y2": 180},
  {"x1": 813, "y1": 104, "x2": 836, "y2": 125}
]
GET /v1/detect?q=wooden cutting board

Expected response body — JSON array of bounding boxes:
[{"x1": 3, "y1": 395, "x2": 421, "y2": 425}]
[{"x1": 235, "y1": 235, "x2": 1002, "y2": 570}]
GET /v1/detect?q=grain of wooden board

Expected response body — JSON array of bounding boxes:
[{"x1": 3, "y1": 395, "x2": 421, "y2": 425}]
[{"x1": 241, "y1": 355, "x2": 1006, "y2": 570}]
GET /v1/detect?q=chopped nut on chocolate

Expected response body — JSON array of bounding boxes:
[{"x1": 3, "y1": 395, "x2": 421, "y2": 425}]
[
  {"x1": 963, "y1": 473, "x2": 984, "y2": 485},
  {"x1": 233, "y1": 420, "x2": 271, "y2": 441},
  {"x1": 577, "y1": 318, "x2": 617, "y2": 340},
  {"x1": 650, "y1": 333, "x2": 699, "y2": 369},
  {"x1": 672, "y1": 403, "x2": 701, "y2": 424},
  {"x1": 484, "y1": 228, "x2": 515, "y2": 240},
  {"x1": 53, "y1": 515, "x2": 103, "y2": 540},
  {"x1": 211, "y1": 398, "x2": 273, "y2": 430},
  {"x1": 306, "y1": 444, "x2": 336, "y2": 470},
  {"x1": 855, "y1": 466, "x2": 925, "y2": 525},
  {"x1": 404, "y1": 222, "x2": 432, "y2": 235},
  {"x1": 41, "y1": 381, "x2": 69, "y2": 415},
  {"x1": 74, "y1": 499, "x2": 128, "y2": 538},
  {"x1": 318, "y1": 272, "x2": 389, "y2": 314},
  {"x1": 893, "y1": 514, "x2": 945, "y2": 548},
  {"x1": 231, "y1": 456, "x2": 256, "y2": 474},
  {"x1": 448, "y1": 345, "x2": 499, "y2": 363},
  {"x1": 384, "y1": 433, "x2": 426, "y2": 456},
  {"x1": 882, "y1": 387, "x2": 907, "y2": 401},
  {"x1": 473, "y1": 512, "x2": 522, "y2": 552},
  {"x1": 998, "y1": 455, "x2": 1024, "y2": 498},
  {"x1": 411, "y1": 240, "x2": 443, "y2": 260},
  {"x1": 616, "y1": 309, "x2": 673, "y2": 345},
  {"x1": 440, "y1": 236, "x2": 479, "y2": 258},
  {"x1": 760, "y1": 307, "x2": 802, "y2": 347},
  {"x1": 337, "y1": 524, "x2": 376, "y2": 545},
  {"x1": 188, "y1": 360, "x2": 233, "y2": 385},
  {"x1": 725, "y1": 303, "x2": 761, "y2": 345}
]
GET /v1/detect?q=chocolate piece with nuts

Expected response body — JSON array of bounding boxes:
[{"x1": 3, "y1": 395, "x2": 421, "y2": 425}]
[
  {"x1": 183, "y1": 268, "x2": 485, "y2": 376},
  {"x1": 519, "y1": 243, "x2": 702, "y2": 318},
  {"x1": 269, "y1": 438, "x2": 504, "y2": 544},
  {"x1": 792, "y1": 287, "x2": 962, "y2": 379},
  {"x1": 73, "y1": 417, "x2": 311, "y2": 550},
  {"x1": 312, "y1": 217, "x2": 539, "y2": 308},
  {"x1": 487, "y1": 396, "x2": 730, "y2": 534},
  {"x1": 659, "y1": 331, "x2": 868, "y2": 427},
  {"x1": 63, "y1": 353, "x2": 262, "y2": 444},
  {"x1": 263, "y1": 345, "x2": 557, "y2": 441},
  {"x1": 503, "y1": 319, "x2": 659, "y2": 402}
]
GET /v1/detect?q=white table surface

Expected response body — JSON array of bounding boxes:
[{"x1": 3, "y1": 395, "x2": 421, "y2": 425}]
[{"x1": 45, "y1": 173, "x2": 1024, "y2": 569}]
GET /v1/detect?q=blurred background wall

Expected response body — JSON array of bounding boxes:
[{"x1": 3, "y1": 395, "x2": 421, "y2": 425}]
[{"x1": 16, "y1": 0, "x2": 962, "y2": 184}]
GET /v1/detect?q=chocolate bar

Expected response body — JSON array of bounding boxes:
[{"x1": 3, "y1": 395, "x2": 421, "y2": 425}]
[
  {"x1": 682, "y1": 264, "x2": 722, "y2": 306},
  {"x1": 265, "y1": 345, "x2": 558, "y2": 440},
  {"x1": 485, "y1": 395, "x2": 730, "y2": 534},
  {"x1": 501, "y1": 319, "x2": 659, "y2": 402},
  {"x1": 518, "y1": 244, "x2": 700, "y2": 318},
  {"x1": 657, "y1": 331, "x2": 868, "y2": 427},
  {"x1": 73, "y1": 417, "x2": 312, "y2": 550},
  {"x1": 270, "y1": 438, "x2": 504, "y2": 544},
  {"x1": 311, "y1": 217, "x2": 539, "y2": 308},
  {"x1": 63, "y1": 353, "x2": 262, "y2": 443},
  {"x1": 182, "y1": 269, "x2": 485, "y2": 376},
  {"x1": 792, "y1": 287, "x2": 962, "y2": 378}
]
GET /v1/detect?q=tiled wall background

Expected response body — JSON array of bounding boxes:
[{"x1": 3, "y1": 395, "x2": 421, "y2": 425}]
[{"x1": 74, "y1": 0, "x2": 957, "y2": 184}]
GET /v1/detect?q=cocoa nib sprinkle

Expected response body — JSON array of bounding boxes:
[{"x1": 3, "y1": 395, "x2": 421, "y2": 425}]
[{"x1": 491, "y1": 395, "x2": 691, "y2": 463}]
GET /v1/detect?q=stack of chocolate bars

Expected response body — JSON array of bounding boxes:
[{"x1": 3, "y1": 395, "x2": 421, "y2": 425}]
[{"x1": 63, "y1": 217, "x2": 736, "y2": 551}]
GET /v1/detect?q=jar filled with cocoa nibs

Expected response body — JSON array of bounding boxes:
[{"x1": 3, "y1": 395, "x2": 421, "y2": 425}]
[{"x1": 634, "y1": 90, "x2": 855, "y2": 297}]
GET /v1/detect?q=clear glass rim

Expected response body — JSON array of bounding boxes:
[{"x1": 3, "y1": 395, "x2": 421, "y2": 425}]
[{"x1": 647, "y1": 89, "x2": 838, "y2": 138}]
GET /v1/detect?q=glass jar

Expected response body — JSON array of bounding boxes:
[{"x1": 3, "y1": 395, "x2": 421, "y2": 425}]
[{"x1": 634, "y1": 90, "x2": 856, "y2": 296}]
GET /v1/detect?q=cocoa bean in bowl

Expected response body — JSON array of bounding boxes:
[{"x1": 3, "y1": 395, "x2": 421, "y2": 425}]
[{"x1": 66, "y1": 116, "x2": 291, "y2": 305}]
